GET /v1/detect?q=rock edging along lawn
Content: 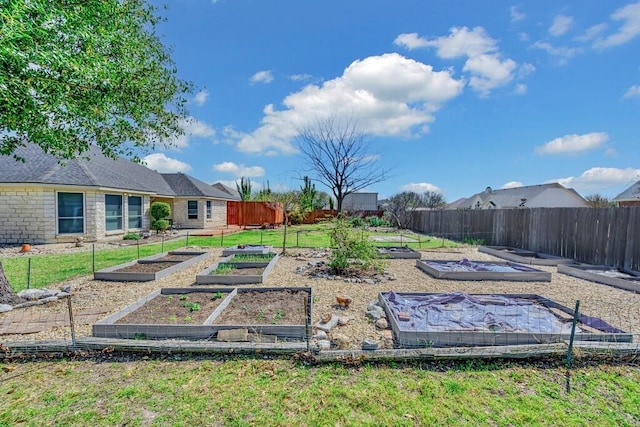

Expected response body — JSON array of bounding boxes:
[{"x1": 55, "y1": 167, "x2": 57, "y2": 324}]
[
  {"x1": 195, "y1": 253, "x2": 280, "y2": 285},
  {"x1": 94, "y1": 250, "x2": 210, "y2": 282}
]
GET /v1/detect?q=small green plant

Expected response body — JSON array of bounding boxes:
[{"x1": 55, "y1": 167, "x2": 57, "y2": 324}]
[
  {"x1": 179, "y1": 295, "x2": 187, "y2": 301},
  {"x1": 182, "y1": 301, "x2": 201, "y2": 312},
  {"x1": 183, "y1": 316, "x2": 192, "y2": 323},
  {"x1": 328, "y1": 217, "x2": 384, "y2": 275},
  {"x1": 169, "y1": 315, "x2": 177, "y2": 322},
  {"x1": 462, "y1": 236, "x2": 486, "y2": 246},
  {"x1": 133, "y1": 333, "x2": 147, "y2": 340},
  {"x1": 123, "y1": 232, "x2": 141, "y2": 240},
  {"x1": 366, "y1": 216, "x2": 389, "y2": 227},
  {"x1": 273, "y1": 309, "x2": 284, "y2": 324},
  {"x1": 349, "y1": 216, "x2": 365, "y2": 227},
  {"x1": 211, "y1": 291, "x2": 224, "y2": 300},
  {"x1": 258, "y1": 308, "x2": 265, "y2": 322},
  {"x1": 312, "y1": 295, "x2": 320, "y2": 303}
]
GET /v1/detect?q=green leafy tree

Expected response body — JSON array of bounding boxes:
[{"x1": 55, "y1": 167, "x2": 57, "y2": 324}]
[
  {"x1": 299, "y1": 176, "x2": 317, "y2": 212},
  {"x1": 150, "y1": 201, "x2": 171, "y2": 233},
  {"x1": 328, "y1": 217, "x2": 384, "y2": 275},
  {"x1": 236, "y1": 177, "x2": 252, "y2": 201},
  {"x1": 1, "y1": 0, "x2": 193, "y2": 161},
  {"x1": 253, "y1": 181, "x2": 272, "y2": 201}
]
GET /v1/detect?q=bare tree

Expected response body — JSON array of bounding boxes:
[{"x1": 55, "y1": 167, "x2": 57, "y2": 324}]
[
  {"x1": 421, "y1": 191, "x2": 447, "y2": 209},
  {"x1": 585, "y1": 193, "x2": 612, "y2": 208},
  {"x1": 0, "y1": 262, "x2": 24, "y2": 305},
  {"x1": 384, "y1": 191, "x2": 424, "y2": 229},
  {"x1": 297, "y1": 117, "x2": 387, "y2": 212}
]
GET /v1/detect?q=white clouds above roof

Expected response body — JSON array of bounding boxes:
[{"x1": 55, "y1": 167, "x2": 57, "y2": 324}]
[
  {"x1": 536, "y1": 132, "x2": 609, "y2": 154},
  {"x1": 501, "y1": 181, "x2": 524, "y2": 189},
  {"x1": 549, "y1": 15, "x2": 574, "y2": 37},
  {"x1": 593, "y1": 1, "x2": 640, "y2": 48},
  {"x1": 142, "y1": 153, "x2": 192, "y2": 173},
  {"x1": 400, "y1": 182, "x2": 442, "y2": 193},
  {"x1": 233, "y1": 53, "x2": 464, "y2": 154},
  {"x1": 213, "y1": 161, "x2": 265, "y2": 178},
  {"x1": 165, "y1": 117, "x2": 215, "y2": 149},
  {"x1": 250, "y1": 70, "x2": 274, "y2": 84},
  {"x1": 510, "y1": 6, "x2": 525, "y2": 23},
  {"x1": 548, "y1": 167, "x2": 640, "y2": 194},
  {"x1": 393, "y1": 33, "x2": 428, "y2": 50}
]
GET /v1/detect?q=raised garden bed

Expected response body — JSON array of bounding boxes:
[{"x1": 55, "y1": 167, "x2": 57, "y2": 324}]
[
  {"x1": 94, "y1": 250, "x2": 210, "y2": 282},
  {"x1": 195, "y1": 254, "x2": 280, "y2": 285},
  {"x1": 376, "y1": 246, "x2": 421, "y2": 259},
  {"x1": 221, "y1": 245, "x2": 273, "y2": 257},
  {"x1": 92, "y1": 287, "x2": 312, "y2": 341},
  {"x1": 558, "y1": 264, "x2": 640, "y2": 293},
  {"x1": 479, "y1": 246, "x2": 573, "y2": 266},
  {"x1": 378, "y1": 291, "x2": 632, "y2": 348},
  {"x1": 416, "y1": 259, "x2": 551, "y2": 282}
]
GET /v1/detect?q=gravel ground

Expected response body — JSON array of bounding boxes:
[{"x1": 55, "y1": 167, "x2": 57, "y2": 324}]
[{"x1": 2, "y1": 245, "x2": 640, "y2": 349}]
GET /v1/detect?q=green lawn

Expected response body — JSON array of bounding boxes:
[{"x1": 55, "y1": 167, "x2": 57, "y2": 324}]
[
  {"x1": 1, "y1": 358, "x2": 638, "y2": 426},
  {"x1": 0, "y1": 224, "x2": 456, "y2": 292}
]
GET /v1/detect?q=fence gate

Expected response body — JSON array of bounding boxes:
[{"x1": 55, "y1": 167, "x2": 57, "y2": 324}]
[{"x1": 227, "y1": 201, "x2": 239, "y2": 225}]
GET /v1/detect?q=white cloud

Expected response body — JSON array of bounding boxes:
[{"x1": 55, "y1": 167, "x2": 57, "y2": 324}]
[
  {"x1": 623, "y1": 84, "x2": 640, "y2": 98},
  {"x1": 593, "y1": 1, "x2": 640, "y2": 48},
  {"x1": 510, "y1": 6, "x2": 525, "y2": 23},
  {"x1": 194, "y1": 90, "x2": 209, "y2": 106},
  {"x1": 549, "y1": 15, "x2": 574, "y2": 36},
  {"x1": 290, "y1": 74, "x2": 312, "y2": 82},
  {"x1": 575, "y1": 23, "x2": 607, "y2": 42},
  {"x1": 393, "y1": 32, "x2": 429, "y2": 49},
  {"x1": 250, "y1": 70, "x2": 274, "y2": 84},
  {"x1": 548, "y1": 167, "x2": 640, "y2": 194},
  {"x1": 531, "y1": 41, "x2": 583, "y2": 65},
  {"x1": 165, "y1": 117, "x2": 215, "y2": 149},
  {"x1": 213, "y1": 161, "x2": 265, "y2": 178},
  {"x1": 536, "y1": 132, "x2": 609, "y2": 155},
  {"x1": 400, "y1": 182, "x2": 442, "y2": 193},
  {"x1": 236, "y1": 53, "x2": 464, "y2": 154},
  {"x1": 142, "y1": 153, "x2": 192, "y2": 173},
  {"x1": 424, "y1": 26, "x2": 518, "y2": 95},
  {"x1": 514, "y1": 84, "x2": 527, "y2": 95},
  {"x1": 215, "y1": 179, "x2": 264, "y2": 191},
  {"x1": 501, "y1": 181, "x2": 523, "y2": 189},
  {"x1": 518, "y1": 32, "x2": 530, "y2": 42}
]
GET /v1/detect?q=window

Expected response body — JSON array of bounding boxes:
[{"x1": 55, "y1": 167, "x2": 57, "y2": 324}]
[
  {"x1": 57, "y1": 192, "x2": 84, "y2": 234},
  {"x1": 188, "y1": 200, "x2": 198, "y2": 219},
  {"x1": 206, "y1": 200, "x2": 212, "y2": 219},
  {"x1": 128, "y1": 196, "x2": 142, "y2": 229},
  {"x1": 105, "y1": 194, "x2": 123, "y2": 231}
]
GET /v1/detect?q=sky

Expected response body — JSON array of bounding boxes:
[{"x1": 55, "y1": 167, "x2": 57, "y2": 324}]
[{"x1": 142, "y1": 0, "x2": 640, "y2": 202}]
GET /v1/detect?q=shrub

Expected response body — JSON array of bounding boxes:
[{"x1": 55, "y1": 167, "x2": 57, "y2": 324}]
[
  {"x1": 349, "y1": 216, "x2": 364, "y2": 227},
  {"x1": 151, "y1": 219, "x2": 169, "y2": 233},
  {"x1": 366, "y1": 215, "x2": 388, "y2": 227},
  {"x1": 123, "y1": 232, "x2": 141, "y2": 240},
  {"x1": 328, "y1": 217, "x2": 384, "y2": 275},
  {"x1": 150, "y1": 202, "x2": 171, "y2": 234}
]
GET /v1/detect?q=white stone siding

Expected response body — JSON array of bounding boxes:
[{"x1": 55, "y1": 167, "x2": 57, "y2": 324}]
[
  {"x1": 205, "y1": 200, "x2": 227, "y2": 228},
  {"x1": 0, "y1": 186, "x2": 49, "y2": 244}
]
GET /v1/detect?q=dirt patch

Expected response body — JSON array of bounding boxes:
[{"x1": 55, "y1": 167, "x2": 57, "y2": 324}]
[
  {"x1": 214, "y1": 266, "x2": 265, "y2": 276},
  {"x1": 213, "y1": 290, "x2": 308, "y2": 325},
  {"x1": 115, "y1": 261, "x2": 181, "y2": 273},
  {"x1": 116, "y1": 292, "x2": 227, "y2": 325}
]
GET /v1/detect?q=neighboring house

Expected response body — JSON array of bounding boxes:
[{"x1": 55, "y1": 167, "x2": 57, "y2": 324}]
[
  {"x1": 212, "y1": 182, "x2": 242, "y2": 200},
  {"x1": 446, "y1": 183, "x2": 588, "y2": 210},
  {"x1": 613, "y1": 181, "x2": 640, "y2": 207},
  {"x1": 0, "y1": 144, "x2": 237, "y2": 244},
  {"x1": 342, "y1": 192, "x2": 379, "y2": 211}
]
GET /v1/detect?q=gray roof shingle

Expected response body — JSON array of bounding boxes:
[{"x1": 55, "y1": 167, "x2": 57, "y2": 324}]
[
  {"x1": 161, "y1": 173, "x2": 237, "y2": 199},
  {"x1": 613, "y1": 181, "x2": 640, "y2": 201}
]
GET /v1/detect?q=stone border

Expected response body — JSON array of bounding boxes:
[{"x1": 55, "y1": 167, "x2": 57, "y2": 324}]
[
  {"x1": 416, "y1": 259, "x2": 552, "y2": 282},
  {"x1": 195, "y1": 253, "x2": 280, "y2": 285},
  {"x1": 93, "y1": 251, "x2": 210, "y2": 282},
  {"x1": 479, "y1": 246, "x2": 573, "y2": 266},
  {"x1": 92, "y1": 286, "x2": 312, "y2": 341},
  {"x1": 378, "y1": 292, "x2": 632, "y2": 348},
  {"x1": 558, "y1": 264, "x2": 640, "y2": 293}
]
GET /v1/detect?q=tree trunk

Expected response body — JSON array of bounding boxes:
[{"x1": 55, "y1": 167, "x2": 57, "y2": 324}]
[{"x1": 0, "y1": 261, "x2": 22, "y2": 305}]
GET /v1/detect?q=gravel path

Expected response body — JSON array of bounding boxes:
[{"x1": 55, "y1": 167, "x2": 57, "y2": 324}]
[{"x1": 2, "y1": 246, "x2": 639, "y2": 349}]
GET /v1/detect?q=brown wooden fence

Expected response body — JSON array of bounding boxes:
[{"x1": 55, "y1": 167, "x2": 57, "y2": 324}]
[
  {"x1": 227, "y1": 201, "x2": 284, "y2": 226},
  {"x1": 408, "y1": 207, "x2": 640, "y2": 270}
]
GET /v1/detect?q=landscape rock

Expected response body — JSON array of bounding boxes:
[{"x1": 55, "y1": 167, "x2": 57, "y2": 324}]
[
  {"x1": 17, "y1": 289, "x2": 45, "y2": 300},
  {"x1": 313, "y1": 340, "x2": 331, "y2": 351},
  {"x1": 361, "y1": 339, "x2": 379, "y2": 351},
  {"x1": 313, "y1": 330, "x2": 328, "y2": 340},
  {"x1": 315, "y1": 314, "x2": 340, "y2": 332},
  {"x1": 367, "y1": 306, "x2": 385, "y2": 320},
  {"x1": 375, "y1": 318, "x2": 389, "y2": 330},
  {"x1": 0, "y1": 304, "x2": 12, "y2": 313},
  {"x1": 337, "y1": 316, "x2": 353, "y2": 326},
  {"x1": 330, "y1": 333, "x2": 350, "y2": 349},
  {"x1": 60, "y1": 284, "x2": 74, "y2": 293}
]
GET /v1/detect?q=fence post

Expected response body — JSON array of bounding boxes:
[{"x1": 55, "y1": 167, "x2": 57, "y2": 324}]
[
  {"x1": 296, "y1": 231, "x2": 300, "y2": 247},
  {"x1": 260, "y1": 230, "x2": 263, "y2": 245},
  {"x1": 186, "y1": 231, "x2": 189, "y2": 247},
  {"x1": 26, "y1": 257, "x2": 31, "y2": 289},
  {"x1": 92, "y1": 243, "x2": 95, "y2": 273},
  {"x1": 565, "y1": 300, "x2": 580, "y2": 393},
  {"x1": 161, "y1": 235, "x2": 164, "y2": 253},
  {"x1": 137, "y1": 239, "x2": 140, "y2": 260},
  {"x1": 67, "y1": 295, "x2": 77, "y2": 347},
  {"x1": 220, "y1": 230, "x2": 224, "y2": 247}
]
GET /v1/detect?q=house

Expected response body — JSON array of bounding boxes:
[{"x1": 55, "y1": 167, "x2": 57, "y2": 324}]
[
  {"x1": 0, "y1": 144, "x2": 238, "y2": 244},
  {"x1": 613, "y1": 181, "x2": 640, "y2": 207},
  {"x1": 446, "y1": 183, "x2": 588, "y2": 210},
  {"x1": 342, "y1": 192, "x2": 379, "y2": 211}
]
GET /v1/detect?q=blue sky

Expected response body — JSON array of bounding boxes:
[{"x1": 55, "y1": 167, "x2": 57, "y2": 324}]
[{"x1": 143, "y1": 0, "x2": 640, "y2": 202}]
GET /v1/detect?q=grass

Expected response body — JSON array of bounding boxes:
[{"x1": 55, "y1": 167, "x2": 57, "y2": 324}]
[
  {"x1": 0, "y1": 358, "x2": 639, "y2": 426},
  {"x1": 0, "y1": 224, "x2": 457, "y2": 292}
]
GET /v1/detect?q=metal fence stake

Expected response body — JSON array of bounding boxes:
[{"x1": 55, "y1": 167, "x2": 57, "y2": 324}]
[
  {"x1": 67, "y1": 295, "x2": 77, "y2": 347},
  {"x1": 220, "y1": 230, "x2": 224, "y2": 246},
  {"x1": 92, "y1": 243, "x2": 95, "y2": 272},
  {"x1": 26, "y1": 257, "x2": 31, "y2": 289}
]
